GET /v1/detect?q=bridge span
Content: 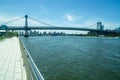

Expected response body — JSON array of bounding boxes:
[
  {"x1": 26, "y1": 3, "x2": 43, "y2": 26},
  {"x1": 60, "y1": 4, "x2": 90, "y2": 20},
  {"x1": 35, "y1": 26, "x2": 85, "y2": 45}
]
[
  {"x1": 7, "y1": 26, "x2": 97, "y2": 31},
  {"x1": 0, "y1": 15, "x2": 120, "y2": 36}
]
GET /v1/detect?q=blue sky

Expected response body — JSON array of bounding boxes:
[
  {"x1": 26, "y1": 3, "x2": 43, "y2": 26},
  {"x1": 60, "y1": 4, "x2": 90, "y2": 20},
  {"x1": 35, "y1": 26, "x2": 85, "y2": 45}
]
[{"x1": 0, "y1": 0, "x2": 120, "y2": 33}]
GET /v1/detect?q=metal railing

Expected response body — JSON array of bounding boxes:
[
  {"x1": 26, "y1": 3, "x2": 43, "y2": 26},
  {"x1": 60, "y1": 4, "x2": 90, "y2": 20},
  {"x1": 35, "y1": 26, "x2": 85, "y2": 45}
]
[{"x1": 19, "y1": 38, "x2": 45, "y2": 80}]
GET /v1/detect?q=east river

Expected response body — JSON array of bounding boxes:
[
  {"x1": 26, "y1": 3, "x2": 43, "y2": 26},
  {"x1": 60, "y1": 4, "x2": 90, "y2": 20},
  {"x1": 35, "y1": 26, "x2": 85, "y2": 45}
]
[{"x1": 21, "y1": 36, "x2": 120, "y2": 80}]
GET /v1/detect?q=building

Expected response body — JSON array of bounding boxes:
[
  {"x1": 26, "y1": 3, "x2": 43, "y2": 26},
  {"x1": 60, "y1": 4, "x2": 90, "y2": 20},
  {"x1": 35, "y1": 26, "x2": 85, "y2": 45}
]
[{"x1": 116, "y1": 27, "x2": 120, "y2": 32}]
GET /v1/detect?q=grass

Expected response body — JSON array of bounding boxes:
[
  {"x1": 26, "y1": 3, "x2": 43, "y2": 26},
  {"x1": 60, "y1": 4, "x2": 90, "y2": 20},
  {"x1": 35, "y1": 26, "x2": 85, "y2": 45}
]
[{"x1": 0, "y1": 36, "x2": 5, "y2": 41}]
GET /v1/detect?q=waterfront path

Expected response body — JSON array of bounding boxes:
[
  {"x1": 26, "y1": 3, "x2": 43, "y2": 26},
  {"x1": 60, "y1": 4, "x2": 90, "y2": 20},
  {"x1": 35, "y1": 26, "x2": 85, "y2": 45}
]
[{"x1": 0, "y1": 37, "x2": 27, "y2": 80}]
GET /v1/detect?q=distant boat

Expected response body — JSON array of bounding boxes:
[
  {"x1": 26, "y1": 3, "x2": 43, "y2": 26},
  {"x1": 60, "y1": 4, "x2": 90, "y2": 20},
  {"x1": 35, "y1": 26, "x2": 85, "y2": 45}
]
[{"x1": 115, "y1": 37, "x2": 120, "y2": 39}]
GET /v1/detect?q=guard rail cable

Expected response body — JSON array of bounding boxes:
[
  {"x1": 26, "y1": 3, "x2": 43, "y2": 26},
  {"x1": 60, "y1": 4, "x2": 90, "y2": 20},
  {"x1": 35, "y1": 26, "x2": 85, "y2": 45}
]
[{"x1": 19, "y1": 38, "x2": 45, "y2": 80}]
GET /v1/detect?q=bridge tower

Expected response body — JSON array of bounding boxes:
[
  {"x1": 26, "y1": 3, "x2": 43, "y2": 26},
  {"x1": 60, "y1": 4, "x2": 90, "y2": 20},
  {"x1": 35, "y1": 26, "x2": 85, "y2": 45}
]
[
  {"x1": 97, "y1": 22, "x2": 104, "y2": 30},
  {"x1": 96, "y1": 22, "x2": 104, "y2": 36},
  {"x1": 24, "y1": 15, "x2": 29, "y2": 37},
  {"x1": 97, "y1": 22, "x2": 101, "y2": 30}
]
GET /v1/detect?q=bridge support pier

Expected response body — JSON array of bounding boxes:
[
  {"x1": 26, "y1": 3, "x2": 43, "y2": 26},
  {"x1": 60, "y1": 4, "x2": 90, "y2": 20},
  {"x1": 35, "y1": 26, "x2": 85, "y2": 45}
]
[{"x1": 24, "y1": 15, "x2": 29, "y2": 37}]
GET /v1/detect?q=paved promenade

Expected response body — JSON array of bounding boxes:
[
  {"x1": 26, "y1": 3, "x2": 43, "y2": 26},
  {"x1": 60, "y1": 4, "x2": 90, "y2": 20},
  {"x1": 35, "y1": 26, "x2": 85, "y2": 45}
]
[{"x1": 0, "y1": 37, "x2": 27, "y2": 80}]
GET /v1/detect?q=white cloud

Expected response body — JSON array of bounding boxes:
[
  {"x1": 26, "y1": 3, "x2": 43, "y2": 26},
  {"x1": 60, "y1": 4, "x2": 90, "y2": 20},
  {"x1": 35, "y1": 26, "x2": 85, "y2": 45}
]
[
  {"x1": 64, "y1": 13, "x2": 83, "y2": 22},
  {"x1": 65, "y1": 13, "x2": 74, "y2": 22},
  {"x1": 62, "y1": 15, "x2": 97, "y2": 28}
]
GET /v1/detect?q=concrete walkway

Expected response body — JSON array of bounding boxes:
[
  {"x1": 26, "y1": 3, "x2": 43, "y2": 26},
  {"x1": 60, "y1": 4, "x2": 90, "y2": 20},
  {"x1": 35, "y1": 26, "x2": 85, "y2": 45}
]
[{"x1": 0, "y1": 37, "x2": 27, "y2": 80}]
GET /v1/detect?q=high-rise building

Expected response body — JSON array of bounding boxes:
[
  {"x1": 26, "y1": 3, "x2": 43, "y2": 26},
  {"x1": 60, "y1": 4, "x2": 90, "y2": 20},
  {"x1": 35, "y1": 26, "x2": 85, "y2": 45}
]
[{"x1": 116, "y1": 27, "x2": 120, "y2": 32}]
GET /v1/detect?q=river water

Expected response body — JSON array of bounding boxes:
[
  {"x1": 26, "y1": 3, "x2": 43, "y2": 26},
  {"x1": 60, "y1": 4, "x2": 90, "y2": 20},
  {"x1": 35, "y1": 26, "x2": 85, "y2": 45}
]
[{"x1": 21, "y1": 36, "x2": 120, "y2": 80}]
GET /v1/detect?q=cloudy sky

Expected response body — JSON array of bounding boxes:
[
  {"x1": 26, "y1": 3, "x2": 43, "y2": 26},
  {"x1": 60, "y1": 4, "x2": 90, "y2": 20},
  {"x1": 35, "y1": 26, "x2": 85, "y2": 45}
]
[{"x1": 0, "y1": 0, "x2": 120, "y2": 33}]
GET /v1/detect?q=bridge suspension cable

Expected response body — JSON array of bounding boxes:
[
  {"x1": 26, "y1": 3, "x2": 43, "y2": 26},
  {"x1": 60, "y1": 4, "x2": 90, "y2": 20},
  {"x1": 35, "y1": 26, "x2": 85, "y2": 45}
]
[
  {"x1": 83, "y1": 24, "x2": 97, "y2": 28},
  {"x1": 29, "y1": 16, "x2": 97, "y2": 28},
  {"x1": 0, "y1": 15, "x2": 98, "y2": 30},
  {"x1": 0, "y1": 16, "x2": 24, "y2": 25},
  {"x1": 28, "y1": 16, "x2": 55, "y2": 27}
]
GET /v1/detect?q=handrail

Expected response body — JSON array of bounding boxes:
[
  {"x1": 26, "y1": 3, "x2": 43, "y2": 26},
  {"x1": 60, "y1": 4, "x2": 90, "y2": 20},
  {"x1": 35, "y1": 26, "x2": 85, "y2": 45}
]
[{"x1": 19, "y1": 38, "x2": 45, "y2": 80}]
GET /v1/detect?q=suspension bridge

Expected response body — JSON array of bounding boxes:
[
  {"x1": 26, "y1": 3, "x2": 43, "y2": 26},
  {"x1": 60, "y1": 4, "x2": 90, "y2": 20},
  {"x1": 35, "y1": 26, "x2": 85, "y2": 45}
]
[{"x1": 0, "y1": 15, "x2": 120, "y2": 37}]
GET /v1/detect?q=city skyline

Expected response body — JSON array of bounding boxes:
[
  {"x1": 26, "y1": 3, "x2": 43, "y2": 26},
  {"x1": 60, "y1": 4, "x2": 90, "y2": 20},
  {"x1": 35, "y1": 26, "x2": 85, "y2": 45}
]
[{"x1": 0, "y1": 0, "x2": 120, "y2": 33}]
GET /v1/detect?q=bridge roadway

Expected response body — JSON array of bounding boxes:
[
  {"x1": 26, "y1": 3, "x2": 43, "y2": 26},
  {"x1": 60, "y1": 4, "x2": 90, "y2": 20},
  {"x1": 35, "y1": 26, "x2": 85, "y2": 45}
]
[
  {"x1": 0, "y1": 26, "x2": 120, "y2": 34},
  {"x1": 7, "y1": 26, "x2": 97, "y2": 31}
]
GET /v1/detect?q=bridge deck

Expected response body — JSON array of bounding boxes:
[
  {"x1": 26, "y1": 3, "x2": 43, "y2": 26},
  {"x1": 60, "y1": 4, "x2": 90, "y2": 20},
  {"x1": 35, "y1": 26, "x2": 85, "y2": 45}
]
[{"x1": 0, "y1": 37, "x2": 27, "y2": 80}]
